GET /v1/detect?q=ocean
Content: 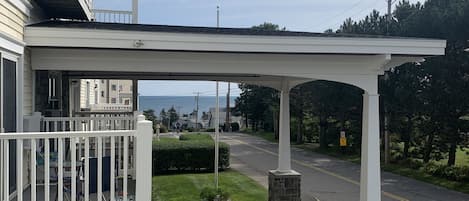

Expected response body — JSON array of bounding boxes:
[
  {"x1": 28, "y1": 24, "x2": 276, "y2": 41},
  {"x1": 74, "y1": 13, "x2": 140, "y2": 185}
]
[{"x1": 139, "y1": 96, "x2": 238, "y2": 115}]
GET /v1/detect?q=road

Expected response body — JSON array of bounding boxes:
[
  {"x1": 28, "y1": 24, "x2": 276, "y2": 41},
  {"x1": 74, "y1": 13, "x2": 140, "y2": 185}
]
[{"x1": 222, "y1": 132, "x2": 469, "y2": 201}]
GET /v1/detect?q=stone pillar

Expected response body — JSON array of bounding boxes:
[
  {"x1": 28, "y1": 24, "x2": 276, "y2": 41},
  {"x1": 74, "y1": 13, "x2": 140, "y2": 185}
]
[
  {"x1": 269, "y1": 170, "x2": 301, "y2": 201},
  {"x1": 360, "y1": 92, "x2": 381, "y2": 201},
  {"x1": 269, "y1": 80, "x2": 301, "y2": 201}
]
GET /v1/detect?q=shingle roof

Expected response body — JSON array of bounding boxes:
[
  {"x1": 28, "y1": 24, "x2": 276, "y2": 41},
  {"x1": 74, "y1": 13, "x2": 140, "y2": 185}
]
[{"x1": 28, "y1": 20, "x2": 412, "y2": 39}]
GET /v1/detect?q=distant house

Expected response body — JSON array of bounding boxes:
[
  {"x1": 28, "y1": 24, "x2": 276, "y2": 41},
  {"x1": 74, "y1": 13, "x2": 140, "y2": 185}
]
[{"x1": 207, "y1": 107, "x2": 242, "y2": 129}]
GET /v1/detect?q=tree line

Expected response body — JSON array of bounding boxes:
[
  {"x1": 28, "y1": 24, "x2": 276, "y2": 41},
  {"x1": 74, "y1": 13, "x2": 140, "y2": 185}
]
[{"x1": 235, "y1": 0, "x2": 469, "y2": 166}]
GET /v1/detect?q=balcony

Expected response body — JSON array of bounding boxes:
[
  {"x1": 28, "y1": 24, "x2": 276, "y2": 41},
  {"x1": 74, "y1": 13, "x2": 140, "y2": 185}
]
[
  {"x1": 1, "y1": 114, "x2": 152, "y2": 201},
  {"x1": 92, "y1": 0, "x2": 138, "y2": 24},
  {"x1": 35, "y1": 0, "x2": 93, "y2": 20}
]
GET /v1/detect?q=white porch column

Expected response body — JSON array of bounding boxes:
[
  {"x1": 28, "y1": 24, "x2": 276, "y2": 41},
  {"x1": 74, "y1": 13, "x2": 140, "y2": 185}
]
[
  {"x1": 269, "y1": 80, "x2": 301, "y2": 201},
  {"x1": 135, "y1": 115, "x2": 153, "y2": 201},
  {"x1": 277, "y1": 82, "x2": 291, "y2": 172},
  {"x1": 360, "y1": 92, "x2": 381, "y2": 201}
]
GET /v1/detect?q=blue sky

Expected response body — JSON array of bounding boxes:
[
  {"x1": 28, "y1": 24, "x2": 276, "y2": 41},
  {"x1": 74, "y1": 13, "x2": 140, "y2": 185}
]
[{"x1": 95, "y1": 0, "x2": 423, "y2": 96}]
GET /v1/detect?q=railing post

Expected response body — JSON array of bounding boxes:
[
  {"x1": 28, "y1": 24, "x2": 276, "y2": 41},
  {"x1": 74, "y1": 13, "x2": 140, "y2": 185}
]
[
  {"x1": 23, "y1": 112, "x2": 42, "y2": 132},
  {"x1": 135, "y1": 115, "x2": 152, "y2": 201}
]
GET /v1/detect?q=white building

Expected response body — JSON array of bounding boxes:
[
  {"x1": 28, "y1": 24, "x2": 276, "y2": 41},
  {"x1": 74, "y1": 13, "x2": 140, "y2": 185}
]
[{"x1": 78, "y1": 79, "x2": 134, "y2": 113}]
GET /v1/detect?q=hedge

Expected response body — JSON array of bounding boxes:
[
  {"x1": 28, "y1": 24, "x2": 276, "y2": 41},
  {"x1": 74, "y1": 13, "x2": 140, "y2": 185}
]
[
  {"x1": 152, "y1": 134, "x2": 230, "y2": 174},
  {"x1": 179, "y1": 133, "x2": 213, "y2": 141},
  {"x1": 396, "y1": 158, "x2": 469, "y2": 182}
]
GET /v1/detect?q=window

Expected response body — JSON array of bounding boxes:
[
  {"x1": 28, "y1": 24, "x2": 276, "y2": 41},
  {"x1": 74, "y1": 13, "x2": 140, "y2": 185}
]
[
  {"x1": 111, "y1": 98, "x2": 117, "y2": 103},
  {"x1": 119, "y1": 85, "x2": 123, "y2": 91},
  {"x1": 101, "y1": 91, "x2": 105, "y2": 97},
  {"x1": 101, "y1": 80, "x2": 105, "y2": 84},
  {"x1": 111, "y1": 84, "x2": 117, "y2": 91}
]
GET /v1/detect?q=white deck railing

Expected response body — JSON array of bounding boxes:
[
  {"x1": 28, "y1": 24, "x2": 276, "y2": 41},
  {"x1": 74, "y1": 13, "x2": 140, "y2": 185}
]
[
  {"x1": 41, "y1": 116, "x2": 136, "y2": 132},
  {"x1": 0, "y1": 115, "x2": 152, "y2": 201},
  {"x1": 89, "y1": 104, "x2": 133, "y2": 112},
  {"x1": 92, "y1": 9, "x2": 134, "y2": 24}
]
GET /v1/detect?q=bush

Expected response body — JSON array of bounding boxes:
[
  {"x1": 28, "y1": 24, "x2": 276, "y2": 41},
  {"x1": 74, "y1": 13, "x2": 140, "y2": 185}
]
[
  {"x1": 153, "y1": 134, "x2": 230, "y2": 174},
  {"x1": 230, "y1": 122, "x2": 240, "y2": 132},
  {"x1": 157, "y1": 124, "x2": 168, "y2": 133},
  {"x1": 421, "y1": 163, "x2": 469, "y2": 182},
  {"x1": 206, "y1": 128, "x2": 215, "y2": 132},
  {"x1": 200, "y1": 187, "x2": 230, "y2": 201},
  {"x1": 397, "y1": 158, "x2": 424, "y2": 170},
  {"x1": 179, "y1": 133, "x2": 213, "y2": 141}
]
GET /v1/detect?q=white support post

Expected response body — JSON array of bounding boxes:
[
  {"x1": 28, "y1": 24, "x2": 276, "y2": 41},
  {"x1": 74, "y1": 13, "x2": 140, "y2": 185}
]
[
  {"x1": 277, "y1": 81, "x2": 291, "y2": 172},
  {"x1": 360, "y1": 92, "x2": 381, "y2": 201},
  {"x1": 135, "y1": 115, "x2": 153, "y2": 201},
  {"x1": 132, "y1": 0, "x2": 139, "y2": 24},
  {"x1": 16, "y1": 139, "x2": 23, "y2": 201}
]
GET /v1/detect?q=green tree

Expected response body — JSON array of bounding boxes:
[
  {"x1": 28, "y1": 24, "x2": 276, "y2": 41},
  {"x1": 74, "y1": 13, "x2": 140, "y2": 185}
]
[
  {"x1": 251, "y1": 22, "x2": 286, "y2": 31},
  {"x1": 168, "y1": 106, "x2": 179, "y2": 125}
]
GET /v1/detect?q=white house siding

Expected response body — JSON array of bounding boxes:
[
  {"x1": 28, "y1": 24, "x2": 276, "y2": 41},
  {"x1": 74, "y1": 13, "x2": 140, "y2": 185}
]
[
  {"x1": 80, "y1": 79, "x2": 88, "y2": 109},
  {"x1": 0, "y1": 0, "x2": 27, "y2": 42},
  {"x1": 80, "y1": 79, "x2": 99, "y2": 109},
  {"x1": 23, "y1": 48, "x2": 33, "y2": 115}
]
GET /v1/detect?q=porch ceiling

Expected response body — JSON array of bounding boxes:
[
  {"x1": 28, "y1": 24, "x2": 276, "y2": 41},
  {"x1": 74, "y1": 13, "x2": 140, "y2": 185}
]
[{"x1": 34, "y1": 0, "x2": 92, "y2": 20}]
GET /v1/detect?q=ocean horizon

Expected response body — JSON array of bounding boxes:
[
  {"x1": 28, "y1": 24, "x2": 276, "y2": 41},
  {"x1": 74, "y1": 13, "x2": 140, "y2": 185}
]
[{"x1": 139, "y1": 96, "x2": 238, "y2": 115}]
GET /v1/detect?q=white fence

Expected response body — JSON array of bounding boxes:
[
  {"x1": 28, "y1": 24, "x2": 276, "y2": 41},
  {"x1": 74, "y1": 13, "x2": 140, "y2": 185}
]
[
  {"x1": 0, "y1": 115, "x2": 152, "y2": 201},
  {"x1": 41, "y1": 116, "x2": 136, "y2": 132},
  {"x1": 89, "y1": 104, "x2": 133, "y2": 112},
  {"x1": 92, "y1": 9, "x2": 134, "y2": 24}
]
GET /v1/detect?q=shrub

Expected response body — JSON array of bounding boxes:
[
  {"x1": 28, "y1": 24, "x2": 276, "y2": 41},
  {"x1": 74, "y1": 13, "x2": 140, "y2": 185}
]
[
  {"x1": 230, "y1": 122, "x2": 240, "y2": 132},
  {"x1": 152, "y1": 134, "x2": 230, "y2": 174},
  {"x1": 421, "y1": 162, "x2": 469, "y2": 182},
  {"x1": 179, "y1": 133, "x2": 213, "y2": 141},
  {"x1": 206, "y1": 128, "x2": 216, "y2": 132},
  {"x1": 200, "y1": 187, "x2": 230, "y2": 201},
  {"x1": 397, "y1": 158, "x2": 424, "y2": 170},
  {"x1": 157, "y1": 124, "x2": 168, "y2": 133}
]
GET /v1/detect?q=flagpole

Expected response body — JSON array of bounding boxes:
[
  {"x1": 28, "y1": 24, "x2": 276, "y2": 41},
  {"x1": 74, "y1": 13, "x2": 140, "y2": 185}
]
[
  {"x1": 215, "y1": 81, "x2": 220, "y2": 189},
  {"x1": 215, "y1": 3, "x2": 221, "y2": 190}
]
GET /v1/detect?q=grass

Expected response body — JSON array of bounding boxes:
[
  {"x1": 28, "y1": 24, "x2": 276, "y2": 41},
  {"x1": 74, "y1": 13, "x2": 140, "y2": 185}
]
[
  {"x1": 152, "y1": 170, "x2": 267, "y2": 201},
  {"x1": 179, "y1": 133, "x2": 213, "y2": 141},
  {"x1": 434, "y1": 148, "x2": 469, "y2": 166}
]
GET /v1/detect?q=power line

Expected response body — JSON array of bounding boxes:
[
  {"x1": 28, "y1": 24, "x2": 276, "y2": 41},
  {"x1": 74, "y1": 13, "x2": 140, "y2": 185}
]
[
  {"x1": 321, "y1": 0, "x2": 384, "y2": 31},
  {"x1": 312, "y1": 0, "x2": 366, "y2": 29}
]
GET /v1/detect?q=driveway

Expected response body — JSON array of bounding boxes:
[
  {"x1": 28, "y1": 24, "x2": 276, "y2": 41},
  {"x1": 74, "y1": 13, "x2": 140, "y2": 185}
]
[{"x1": 222, "y1": 132, "x2": 469, "y2": 201}]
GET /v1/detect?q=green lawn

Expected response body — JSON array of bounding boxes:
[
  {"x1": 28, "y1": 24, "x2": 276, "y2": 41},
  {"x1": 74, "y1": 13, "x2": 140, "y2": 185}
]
[{"x1": 152, "y1": 170, "x2": 267, "y2": 201}]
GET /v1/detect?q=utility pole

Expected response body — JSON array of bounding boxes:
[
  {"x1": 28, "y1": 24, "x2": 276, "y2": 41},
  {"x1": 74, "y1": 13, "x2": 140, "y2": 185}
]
[
  {"x1": 215, "y1": 4, "x2": 221, "y2": 191},
  {"x1": 384, "y1": 0, "x2": 393, "y2": 164},
  {"x1": 225, "y1": 82, "x2": 231, "y2": 132},
  {"x1": 386, "y1": 0, "x2": 392, "y2": 35},
  {"x1": 194, "y1": 92, "x2": 200, "y2": 130}
]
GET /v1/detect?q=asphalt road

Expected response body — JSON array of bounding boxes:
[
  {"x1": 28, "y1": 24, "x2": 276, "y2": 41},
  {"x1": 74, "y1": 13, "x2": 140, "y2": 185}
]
[{"x1": 222, "y1": 132, "x2": 469, "y2": 201}]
